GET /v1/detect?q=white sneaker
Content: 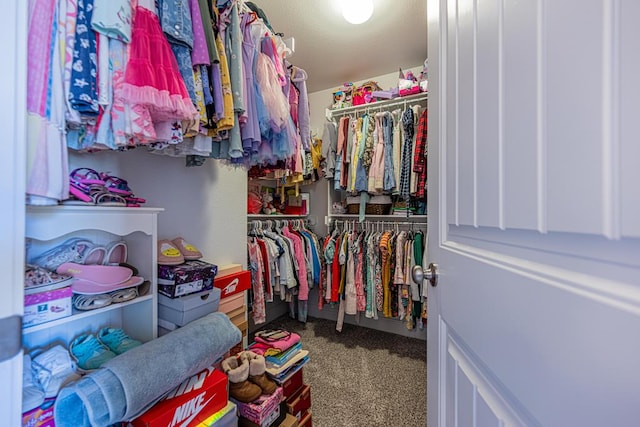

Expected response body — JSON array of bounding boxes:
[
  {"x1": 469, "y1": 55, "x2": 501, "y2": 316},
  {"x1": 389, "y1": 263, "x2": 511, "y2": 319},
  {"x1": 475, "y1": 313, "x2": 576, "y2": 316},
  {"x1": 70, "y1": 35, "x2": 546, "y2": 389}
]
[
  {"x1": 32, "y1": 345, "x2": 81, "y2": 398},
  {"x1": 22, "y1": 354, "x2": 44, "y2": 413}
]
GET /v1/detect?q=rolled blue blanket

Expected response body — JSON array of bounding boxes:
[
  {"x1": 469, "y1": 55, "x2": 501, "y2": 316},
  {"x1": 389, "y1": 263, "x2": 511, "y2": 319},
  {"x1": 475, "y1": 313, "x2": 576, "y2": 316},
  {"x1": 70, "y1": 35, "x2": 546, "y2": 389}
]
[{"x1": 54, "y1": 312, "x2": 241, "y2": 427}]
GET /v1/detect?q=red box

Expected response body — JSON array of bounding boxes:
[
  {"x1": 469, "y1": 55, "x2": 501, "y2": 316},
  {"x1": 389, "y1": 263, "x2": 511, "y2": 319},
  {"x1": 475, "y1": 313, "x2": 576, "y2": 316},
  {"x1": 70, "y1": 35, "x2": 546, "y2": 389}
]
[
  {"x1": 285, "y1": 385, "x2": 310, "y2": 420},
  {"x1": 213, "y1": 271, "x2": 251, "y2": 299},
  {"x1": 128, "y1": 367, "x2": 228, "y2": 427},
  {"x1": 298, "y1": 410, "x2": 312, "y2": 427},
  {"x1": 276, "y1": 367, "x2": 303, "y2": 400},
  {"x1": 233, "y1": 387, "x2": 283, "y2": 426}
]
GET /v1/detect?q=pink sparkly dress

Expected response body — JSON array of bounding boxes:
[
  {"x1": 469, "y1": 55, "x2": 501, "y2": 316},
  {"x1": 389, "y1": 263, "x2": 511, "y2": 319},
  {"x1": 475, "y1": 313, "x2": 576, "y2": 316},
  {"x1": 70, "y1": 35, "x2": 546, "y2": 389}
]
[{"x1": 122, "y1": 6, "x2": 198, "y2": 123}]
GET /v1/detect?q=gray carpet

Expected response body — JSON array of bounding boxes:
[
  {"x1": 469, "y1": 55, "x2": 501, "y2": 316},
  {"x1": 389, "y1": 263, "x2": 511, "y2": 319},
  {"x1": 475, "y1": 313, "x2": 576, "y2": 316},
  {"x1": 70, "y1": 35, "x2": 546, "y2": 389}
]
[{"x1": 254, "y1": 316, "x2": 427, "y2": 427}]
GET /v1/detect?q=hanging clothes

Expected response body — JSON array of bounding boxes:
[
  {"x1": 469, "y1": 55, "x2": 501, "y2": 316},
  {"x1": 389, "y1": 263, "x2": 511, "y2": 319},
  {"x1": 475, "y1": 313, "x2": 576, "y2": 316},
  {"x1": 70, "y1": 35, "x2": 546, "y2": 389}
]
[
  {"x1": 321, "y1": 221, "x2": 426, "y2": 331},
  {"x1": 247, "y1": 220, "x2": 323, "y2": 325}
]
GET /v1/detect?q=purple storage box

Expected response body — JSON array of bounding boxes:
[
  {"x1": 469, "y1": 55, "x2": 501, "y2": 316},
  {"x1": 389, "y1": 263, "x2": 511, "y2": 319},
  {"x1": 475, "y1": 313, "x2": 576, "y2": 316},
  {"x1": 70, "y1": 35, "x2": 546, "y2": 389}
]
[{"x1": 158, "y1": 260, "x2": 218, "y2": 298}]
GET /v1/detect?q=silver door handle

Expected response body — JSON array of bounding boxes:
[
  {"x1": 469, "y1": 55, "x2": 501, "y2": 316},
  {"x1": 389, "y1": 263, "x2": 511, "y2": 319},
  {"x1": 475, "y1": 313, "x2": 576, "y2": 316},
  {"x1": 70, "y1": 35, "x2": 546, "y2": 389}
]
[{"x1": 412, "y1": 263, "x2": 439, "y2": 287}]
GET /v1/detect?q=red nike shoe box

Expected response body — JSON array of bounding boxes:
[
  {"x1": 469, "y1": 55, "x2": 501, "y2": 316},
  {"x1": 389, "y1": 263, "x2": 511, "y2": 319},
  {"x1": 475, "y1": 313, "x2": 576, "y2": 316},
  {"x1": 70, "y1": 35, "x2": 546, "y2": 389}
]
[
  {"x1": 213, "y1": 271, "x2": 251, "y2": 299},
  {"x1": 128, "y1": 367, "x2": 228, "y2": 427}
]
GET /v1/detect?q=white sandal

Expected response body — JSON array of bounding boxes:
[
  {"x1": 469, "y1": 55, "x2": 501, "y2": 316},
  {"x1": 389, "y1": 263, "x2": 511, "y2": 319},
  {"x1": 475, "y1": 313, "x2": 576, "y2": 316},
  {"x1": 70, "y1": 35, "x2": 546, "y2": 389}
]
[
  {"x1": 73, "y1": 293, "x2": 112, "y2": 311},
  {"x1": 109, "y1": 287, "x2": 138, "y2": 303}
]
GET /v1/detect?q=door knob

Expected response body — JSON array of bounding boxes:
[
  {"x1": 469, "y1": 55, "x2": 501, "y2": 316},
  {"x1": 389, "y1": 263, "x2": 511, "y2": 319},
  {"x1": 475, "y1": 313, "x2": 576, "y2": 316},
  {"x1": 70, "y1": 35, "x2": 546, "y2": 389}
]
[{"x1": 412, "y1": 263, "x2": 439, "y2": 287}]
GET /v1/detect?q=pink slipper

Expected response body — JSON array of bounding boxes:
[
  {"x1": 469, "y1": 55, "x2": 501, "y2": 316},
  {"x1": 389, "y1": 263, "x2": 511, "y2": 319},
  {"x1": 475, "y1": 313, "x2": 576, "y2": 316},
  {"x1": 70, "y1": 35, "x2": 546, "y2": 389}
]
[
  {"x1": 171, "y1": 237, "x2": 203, "y2": 260},
  {"x1": 72, "y1": 276, "x2": 144, "y2": 295},
  {"x1": 56, "y1": 263, "x2": 133, "y2": 286},
  {"x1": 157, "y1": 240, "x2": 184, "y2": 265},
  {"x1": 81, "y1": 246, "x2": 106, "y2": 265}
]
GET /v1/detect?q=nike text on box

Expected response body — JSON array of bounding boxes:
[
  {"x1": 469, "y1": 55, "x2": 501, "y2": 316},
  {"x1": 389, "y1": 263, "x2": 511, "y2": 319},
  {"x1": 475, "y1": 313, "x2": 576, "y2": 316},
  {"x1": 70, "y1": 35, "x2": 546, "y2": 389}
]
[
  {"x1": 127, "y1": 367, "x2": 228, "y2": 427},
  {"x1": 213, "y1": 271, "x2": 251, "y2": 299}
]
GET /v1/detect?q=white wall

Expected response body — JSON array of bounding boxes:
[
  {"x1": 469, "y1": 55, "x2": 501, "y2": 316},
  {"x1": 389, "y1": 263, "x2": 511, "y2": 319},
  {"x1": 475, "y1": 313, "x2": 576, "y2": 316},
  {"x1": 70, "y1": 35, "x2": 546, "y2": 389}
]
[{"x1": 69, "y1": 149, "x2": 247, "y2": 269}]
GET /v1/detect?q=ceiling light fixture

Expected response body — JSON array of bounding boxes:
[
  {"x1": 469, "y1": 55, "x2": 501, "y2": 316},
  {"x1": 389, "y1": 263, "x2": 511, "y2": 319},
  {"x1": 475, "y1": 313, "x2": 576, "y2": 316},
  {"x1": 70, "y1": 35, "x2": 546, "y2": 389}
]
[{"x1": 341, "y1": 0, "x2": 374, "y2": 25}]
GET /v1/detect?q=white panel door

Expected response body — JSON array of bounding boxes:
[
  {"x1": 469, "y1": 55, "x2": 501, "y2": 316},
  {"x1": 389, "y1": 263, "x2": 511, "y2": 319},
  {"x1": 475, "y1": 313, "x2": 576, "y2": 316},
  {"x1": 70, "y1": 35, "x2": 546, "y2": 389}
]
[
  {"x1": 0, "y1": 0, "x2": 27, "y2": 424},
  {"x1": 428, "y1": 0, "x2": 640, "y2": 426}
]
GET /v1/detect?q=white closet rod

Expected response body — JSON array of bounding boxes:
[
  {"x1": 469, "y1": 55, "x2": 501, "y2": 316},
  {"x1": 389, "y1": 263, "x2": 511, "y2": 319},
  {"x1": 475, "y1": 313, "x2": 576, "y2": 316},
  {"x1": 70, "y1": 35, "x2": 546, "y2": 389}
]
[
  {"x1": 326, "y1": 92, "x2": 428, "y2": 119},
  {"x1": 330, "y1": 219, "x2": 425, "y2": 228}
]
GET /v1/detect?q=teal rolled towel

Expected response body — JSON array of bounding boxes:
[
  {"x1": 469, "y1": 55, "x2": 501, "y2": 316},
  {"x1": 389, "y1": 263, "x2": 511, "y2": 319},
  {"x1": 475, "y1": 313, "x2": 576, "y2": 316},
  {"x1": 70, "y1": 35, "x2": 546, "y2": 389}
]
[{"x1": 54, "y1": 312, "x2": 241, "y2": 427}]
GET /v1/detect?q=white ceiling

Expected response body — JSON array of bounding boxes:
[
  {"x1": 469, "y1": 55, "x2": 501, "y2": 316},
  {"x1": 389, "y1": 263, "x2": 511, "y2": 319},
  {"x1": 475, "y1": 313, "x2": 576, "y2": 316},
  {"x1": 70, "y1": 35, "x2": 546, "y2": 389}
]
[{"x1": 250, "y1": 0, "x2": 428, "y2": 93}]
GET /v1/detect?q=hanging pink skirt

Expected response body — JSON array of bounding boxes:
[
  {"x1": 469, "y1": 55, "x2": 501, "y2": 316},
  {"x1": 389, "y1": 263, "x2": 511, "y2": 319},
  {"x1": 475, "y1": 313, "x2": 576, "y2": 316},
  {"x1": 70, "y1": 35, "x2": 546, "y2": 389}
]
[{"x1": 122, "y1": 6, "x2": 197, "y2": 122}]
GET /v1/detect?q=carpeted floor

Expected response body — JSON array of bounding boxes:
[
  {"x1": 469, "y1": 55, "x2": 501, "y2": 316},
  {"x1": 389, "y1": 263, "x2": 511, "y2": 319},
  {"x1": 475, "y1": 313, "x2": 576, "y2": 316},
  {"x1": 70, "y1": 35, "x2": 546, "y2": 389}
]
[{"x1": 254, "y1": 316, "x2": 427, "y2": 427}]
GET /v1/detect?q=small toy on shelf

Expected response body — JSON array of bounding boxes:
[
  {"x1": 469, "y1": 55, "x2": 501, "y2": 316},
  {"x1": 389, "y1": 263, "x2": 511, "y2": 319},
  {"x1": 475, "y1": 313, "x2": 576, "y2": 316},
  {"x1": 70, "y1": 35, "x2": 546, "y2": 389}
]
[
  {"x1": 331, "y1": 83, "x2": 354, "y2": 109},
  {"x1": 261, "y1": 190, "x2": 276, "y2": 215}
]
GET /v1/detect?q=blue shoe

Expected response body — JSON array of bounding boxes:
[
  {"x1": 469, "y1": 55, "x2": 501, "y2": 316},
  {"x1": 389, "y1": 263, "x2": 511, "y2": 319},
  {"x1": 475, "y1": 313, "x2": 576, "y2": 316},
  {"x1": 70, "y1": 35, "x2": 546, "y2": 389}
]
[
  {"x1": 69, "y1": 334, "x2": 116, "y2": 370},
  {"x1": 97, "y1": 328, "x2": 141, "y2": 355}
]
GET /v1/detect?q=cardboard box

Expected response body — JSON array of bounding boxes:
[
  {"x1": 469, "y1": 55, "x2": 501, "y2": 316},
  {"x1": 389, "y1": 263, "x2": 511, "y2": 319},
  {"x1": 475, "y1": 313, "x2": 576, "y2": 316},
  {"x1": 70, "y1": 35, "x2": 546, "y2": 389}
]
[
  {"x1": 225, "y1": 306, "x2": 245, "y2": 321},
  {"x1": 216, "y1": 264, "x2": 243, "y2": 277},
  {"x1": 158, "y1": 261, "x2": 218, "y2": 298},
  {"x1": 128, "y1": 367, "x2": 228, "y2": 427},
  {"x1": 213, "y1": 271, "x2": 251, "y2": 299},
  {"x1": 23, "y1": 286, "x2": 72, "y2": 328},
  {"x1": 197, "y1": 401, "x2": 238, "y2": 427},
  {"x1": 233, "y1": 387, "x2": 283, "y2": 427},
  {"x1": 158, "y1": 287, "x2": 221, "y2": 326},
  {"x1": 285, "y1": 385, "x2": 310, "y2": 420},
  {"x1": 22, "y1": 397, "x2": 55, "y2": 427},
  {"x1": 218, "y1": 293, "x2": 245, "y2": 315},
  {"x1": 235, "y1": 320, "x2": 249, "y2": 338},
  {"x1": 278, "y1": 413, "x2": 298, "y2": 427}
]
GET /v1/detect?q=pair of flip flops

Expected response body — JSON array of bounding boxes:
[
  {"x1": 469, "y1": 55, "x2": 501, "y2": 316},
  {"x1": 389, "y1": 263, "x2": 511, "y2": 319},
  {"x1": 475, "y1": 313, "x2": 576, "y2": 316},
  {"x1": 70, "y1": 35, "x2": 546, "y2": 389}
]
[
  {"x1": 65, "y1": 168, "x2": 146, "y2": 207},
  {"x1": 157, "y1": 237, "x2": 203, "y2": 265},
  {"x1": 72, "y1": 280, "x2": 150, "y2": 311}
]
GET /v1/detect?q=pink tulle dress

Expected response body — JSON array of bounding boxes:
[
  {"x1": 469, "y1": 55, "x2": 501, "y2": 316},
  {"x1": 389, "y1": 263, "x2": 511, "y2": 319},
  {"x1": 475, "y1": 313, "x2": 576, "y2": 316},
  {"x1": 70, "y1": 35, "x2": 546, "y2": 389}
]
[{"x1": 123, "y1": 6, "x2": 198, "y2": 122}]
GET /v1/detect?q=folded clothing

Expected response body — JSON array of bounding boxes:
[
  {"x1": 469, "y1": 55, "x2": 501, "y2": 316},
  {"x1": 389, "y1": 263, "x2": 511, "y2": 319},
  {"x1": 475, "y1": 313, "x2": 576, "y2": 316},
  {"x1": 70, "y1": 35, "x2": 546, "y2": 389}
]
[
  {"x1": 254, "y1": 329, "x2": 300, "y2": 352},
  {"x1": 54, "y1": 312, "x2": 242, "y2": 427},
  {"x1": 265, "y1": 350, "x2": 309, "y2": 382}
]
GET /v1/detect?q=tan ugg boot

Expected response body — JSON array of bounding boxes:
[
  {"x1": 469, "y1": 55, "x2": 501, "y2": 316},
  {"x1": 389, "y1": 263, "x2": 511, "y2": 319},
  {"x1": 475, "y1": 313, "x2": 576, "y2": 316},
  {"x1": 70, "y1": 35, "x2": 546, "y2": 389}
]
[
  {"x1": 221, "y1": 354, "x2": 262, "y2": 403},
  {"x1": 244, "y1": 351, "x2": 278, "y2": 395}
]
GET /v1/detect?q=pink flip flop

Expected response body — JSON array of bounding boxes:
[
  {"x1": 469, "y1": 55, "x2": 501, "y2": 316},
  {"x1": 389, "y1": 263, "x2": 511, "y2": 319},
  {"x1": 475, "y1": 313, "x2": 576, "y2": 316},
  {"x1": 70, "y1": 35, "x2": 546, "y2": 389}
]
[
  {"x1": 100, "y1": 174, "x2": 133, "y2": 196},
  {"x1": 70, "y1": 168, "x2": 105, "y2": 186},
  {"x1": 72, "y1": 276, "x2": 144, "y2": 295},
  {"x1": 56, "y1": 262, "x2": 133, "y2": 286}
]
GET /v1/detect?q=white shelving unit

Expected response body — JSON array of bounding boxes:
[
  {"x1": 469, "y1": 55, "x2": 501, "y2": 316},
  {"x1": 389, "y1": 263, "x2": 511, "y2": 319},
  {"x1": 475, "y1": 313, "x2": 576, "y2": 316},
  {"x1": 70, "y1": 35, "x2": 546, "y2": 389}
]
[
  {"x1": 325, "y1": 91, "x2": 429, "y2": 228},
  {"x1": 23, "y1": 206, "x2": 163, "y2": 350},
  {"x1": 313, "y1": 93, "x2": 428, "y2": 340}
]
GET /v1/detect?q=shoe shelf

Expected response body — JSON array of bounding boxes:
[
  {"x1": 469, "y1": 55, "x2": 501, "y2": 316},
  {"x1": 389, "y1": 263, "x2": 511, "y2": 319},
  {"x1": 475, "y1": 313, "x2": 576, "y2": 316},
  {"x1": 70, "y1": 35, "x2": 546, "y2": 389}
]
[
  {"x1": 22, "y1": 294, "x2": 153, "y2": 335},
  {"x1": 24, "y1": 206, "x2": 164, "y2": 352}
]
